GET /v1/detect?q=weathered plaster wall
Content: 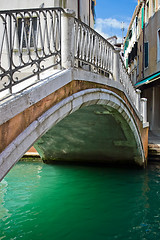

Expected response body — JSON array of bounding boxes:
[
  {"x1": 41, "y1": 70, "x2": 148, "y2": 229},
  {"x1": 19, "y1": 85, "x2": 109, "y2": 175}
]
[
  {"x1": 138, "y1": 10, "x2": 160, "y2": 80},
  {"x1": 144, "y1": 10, "x2": 160, "y2": 76}
]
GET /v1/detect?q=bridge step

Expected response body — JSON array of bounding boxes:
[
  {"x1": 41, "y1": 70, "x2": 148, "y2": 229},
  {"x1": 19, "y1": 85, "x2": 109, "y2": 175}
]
[{"x1": 148, "y1": 144, "x2": 160, "y2": 161}]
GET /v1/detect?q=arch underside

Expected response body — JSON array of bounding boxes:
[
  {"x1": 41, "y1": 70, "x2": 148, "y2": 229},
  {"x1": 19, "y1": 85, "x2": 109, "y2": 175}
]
[
  {"x1": 34, "y1": 104, "x2": 143, "y2": 166},
  {"x1": 33, "y1": 89, "x2": 144, "y2": 166}
]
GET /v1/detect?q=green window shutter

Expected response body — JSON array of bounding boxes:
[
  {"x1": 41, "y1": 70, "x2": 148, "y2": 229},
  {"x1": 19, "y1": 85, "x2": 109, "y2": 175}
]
[
  {"x1": 141, "y1": 7, "x2": 144, "y2": 29},
  {"x1": 144, "y1": 42, "x2": 149, "y2": 68}
]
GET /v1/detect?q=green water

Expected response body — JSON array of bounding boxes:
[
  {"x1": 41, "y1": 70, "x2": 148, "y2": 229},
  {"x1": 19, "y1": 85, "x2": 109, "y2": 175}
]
[{"x1": 0, "y1": 162, "x2": 160, "y2": 240}]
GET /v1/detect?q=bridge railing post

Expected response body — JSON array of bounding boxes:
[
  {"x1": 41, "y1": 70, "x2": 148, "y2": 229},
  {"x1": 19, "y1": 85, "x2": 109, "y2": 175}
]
[
  {"x1": 113, "y1": 50, "x2": 120, "y2": 81},
  {"x1": 61, "y1": 9, "x2": 75, "y2": 69},
  {"x1": 136, "y1": 89, "x2": 141, "y2": 112},
  {"x1": 141, "y1": 98, "x2": 147, "y2": 123}
]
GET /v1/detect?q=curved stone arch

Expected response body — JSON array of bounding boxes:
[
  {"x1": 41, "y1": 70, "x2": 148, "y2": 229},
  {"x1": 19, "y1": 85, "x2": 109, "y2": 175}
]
[{"x1": 0, "y1": 88, "x2": 145, "y2": 181}]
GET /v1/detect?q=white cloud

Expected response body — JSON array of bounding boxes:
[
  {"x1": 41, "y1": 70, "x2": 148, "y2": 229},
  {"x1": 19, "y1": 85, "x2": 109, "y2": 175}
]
[
  {"x1": 94, "y1": 17, "x2": 129, "y2": 42},
  {"x1": 94, "y1": 26, "x2": 110, "y2": 39},
  {"x1": 95, "y1": 18, "x2": 129, "y2": 30}
]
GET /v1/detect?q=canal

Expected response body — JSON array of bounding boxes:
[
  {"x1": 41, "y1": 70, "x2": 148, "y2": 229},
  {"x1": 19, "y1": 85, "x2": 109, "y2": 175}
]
[{"x1": 0, "y1": 161, "x2": 160, "y2": 240}]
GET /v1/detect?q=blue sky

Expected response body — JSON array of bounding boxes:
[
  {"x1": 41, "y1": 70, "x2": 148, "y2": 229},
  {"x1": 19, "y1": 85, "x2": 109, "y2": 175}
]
[{"x1": 95, "y1": 0, "x2": 138, "y2": 42}]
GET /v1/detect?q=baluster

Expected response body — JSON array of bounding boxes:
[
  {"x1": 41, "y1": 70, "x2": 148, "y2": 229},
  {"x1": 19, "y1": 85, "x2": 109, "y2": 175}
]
[
  {"x1": 76, "y1": 24, "x2": 81, "y2": 59},
  {"x1": 74, "y1": 21, "x2": 77, "y2": 58},
  {"x1": 86, "y1": 30, "x2": 90, "y2": 62},
  {"x1": 82, "y1": 27, "x2": 87, "y2": 60},
  {"x1": 100, "y1": 41, "x2": 104, "y2": 69},
  {"x1": 98, "y1": 38, "x2": 102, "y2": 68},
  {"x1": 90, "y1": 33, "x2": 93, "y2": 64},
  {"x1": 79, "y1": 26, "x2": 84, "y2": 59},
  {"x1": 102, "y1": 43, "x2": 106, "y2": 70},
  {"x1": 93, "y1": 35, "x2": 97, "y2": 66}
]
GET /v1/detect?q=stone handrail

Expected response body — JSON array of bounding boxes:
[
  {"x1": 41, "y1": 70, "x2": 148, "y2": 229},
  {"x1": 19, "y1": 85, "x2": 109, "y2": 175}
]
[
  {"x1": 74, "y1": 17, "x2": 114, "y2": 76},
  {"x1": 119, "y1": 54, "x2": 137, "y2": 105}
]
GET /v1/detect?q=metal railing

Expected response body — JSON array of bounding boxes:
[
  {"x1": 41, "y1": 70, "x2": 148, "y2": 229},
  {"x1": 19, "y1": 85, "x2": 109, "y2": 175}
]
[{"x1": 0, "y1": 8, "x2": 62, "y2": 94}]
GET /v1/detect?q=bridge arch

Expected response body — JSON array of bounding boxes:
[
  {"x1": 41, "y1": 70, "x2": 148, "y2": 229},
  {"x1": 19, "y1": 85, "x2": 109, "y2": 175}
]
[
  {"x1": 0, "y1": 88, "x2": 145, "y2": 180},
  {"x1": 34, "y1": 88, "x2": 145, "y2": 166}
]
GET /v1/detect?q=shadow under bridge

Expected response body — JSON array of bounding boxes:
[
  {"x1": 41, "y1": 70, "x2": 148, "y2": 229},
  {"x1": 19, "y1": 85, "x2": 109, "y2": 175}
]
[{"x1": 34, "y1": 88, "x2": 145, "y2": 167}]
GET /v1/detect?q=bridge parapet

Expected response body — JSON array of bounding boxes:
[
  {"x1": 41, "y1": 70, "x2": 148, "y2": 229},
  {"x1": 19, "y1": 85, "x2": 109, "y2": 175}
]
[
  {"x1": 0, "y1": 7, "x2": 62, "y2": 96},
  {"x1": 0, "y1": 7, "x2": 147, "y2": 123},
  {"x1": 61, "y1": 9, "x2": 147, "y2": 124}
]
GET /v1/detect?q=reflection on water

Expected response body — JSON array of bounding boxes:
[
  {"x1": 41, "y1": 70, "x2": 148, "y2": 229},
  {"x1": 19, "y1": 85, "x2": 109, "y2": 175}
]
[
  {"x1": 0, "y1": 179, "x2": 11, "y2": 221},
  {"x1": 0, "y1": 161, "x2": 160, "y2": 240}
]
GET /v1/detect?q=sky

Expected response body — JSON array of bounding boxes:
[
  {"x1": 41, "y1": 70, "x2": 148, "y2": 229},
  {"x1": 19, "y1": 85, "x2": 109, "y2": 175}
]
[{"x1": 95, "y1": 0, "x2": 138, "y2": 42}]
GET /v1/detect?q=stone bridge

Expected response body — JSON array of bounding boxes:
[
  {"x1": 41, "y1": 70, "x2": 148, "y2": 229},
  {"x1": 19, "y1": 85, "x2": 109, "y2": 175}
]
[{"x1": 0, "y1": 8, "x2": 149, "y2": 181}]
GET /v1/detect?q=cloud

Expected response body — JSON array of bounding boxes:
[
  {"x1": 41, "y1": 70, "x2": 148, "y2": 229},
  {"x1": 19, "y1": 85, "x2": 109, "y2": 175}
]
[
  {"x1": 95, "y1": 18, "x2": 129, "y2": 30},
  {"x1": 94, "y1": 17, "x2": 129, "y2": 42},
  {"x1": 94, "y1": 26, "x2": 110, "y2": 39}
]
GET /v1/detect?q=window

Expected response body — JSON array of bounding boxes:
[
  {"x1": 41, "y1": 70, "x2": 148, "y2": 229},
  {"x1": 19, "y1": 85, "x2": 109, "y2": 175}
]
[
  {"x1": 157, "y1": 29, "x2": 160, "y2": 62},
  {"x1": 144, "y1": 42, "x2": 149, "y2": 68},
  {"x1": 136, "y1": 16, "x2": 138, "y2": 27},
  {"x1": 18, "y1": 17, "x2": 37, "y2": 48},
  {"x1": 91, "y1": 0, "x2": 96, "y2": 21},
  {"x1": 137, "y1": 56, "x2": 139, "y2": 76},
  {"x1": 128, "y1": 29, "x2": 132, "y2": 40}
]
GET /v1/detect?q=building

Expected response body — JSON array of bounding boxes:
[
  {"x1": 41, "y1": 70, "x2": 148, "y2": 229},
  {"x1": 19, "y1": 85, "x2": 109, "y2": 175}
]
[
  {"x1": 124, "y1": 0, "x2": 160, "y2": 142},
  {"x1": 1, "y1": 0, "x2": 96, "y2": 28},
  {"x1": 107, "y1": 36, "x2": 124, "y2": 58}
]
